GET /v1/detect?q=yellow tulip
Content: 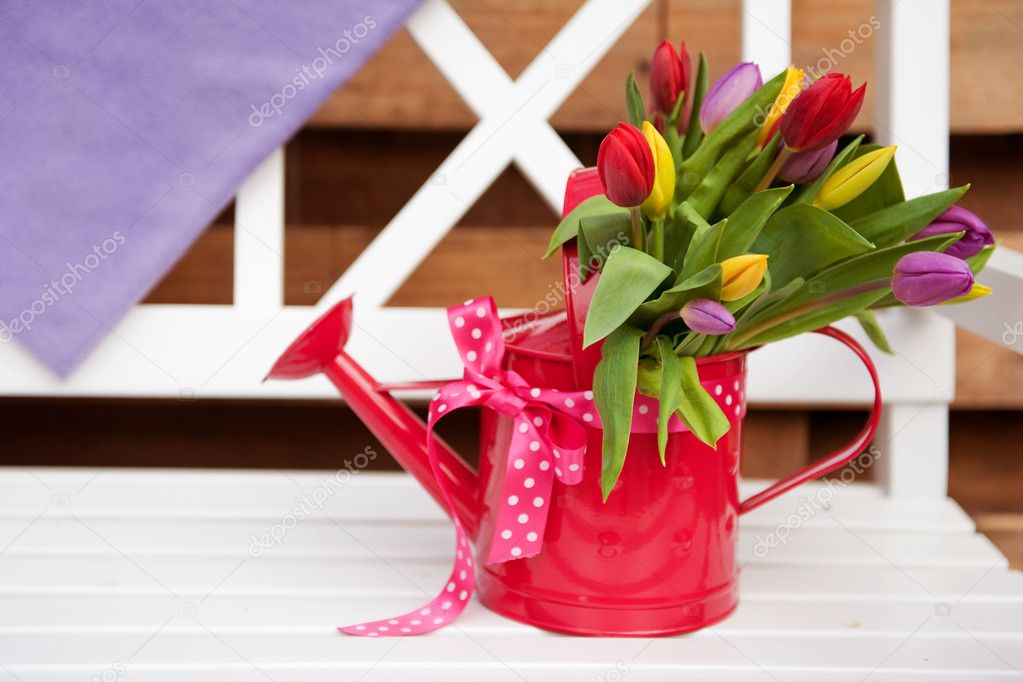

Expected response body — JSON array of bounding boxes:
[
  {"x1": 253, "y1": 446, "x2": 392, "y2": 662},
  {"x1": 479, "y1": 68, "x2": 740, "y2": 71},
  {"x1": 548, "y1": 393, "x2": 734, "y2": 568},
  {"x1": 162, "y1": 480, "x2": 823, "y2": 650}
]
[
  {"x1": 943, "y1": 282, "x2": 992, "y2": 304},
  {"x1": 814, "y1": 146, "x2": 897, "y2": 211},
  {"x1": 640, "y1": 120, "x2": 675, "y2": 219},
  {"x1": 720, "y1": 254, "x2": 768, "y2": 301},
  {"x1": 755, "y1": 65, "x2": 805, "y2": 148}
]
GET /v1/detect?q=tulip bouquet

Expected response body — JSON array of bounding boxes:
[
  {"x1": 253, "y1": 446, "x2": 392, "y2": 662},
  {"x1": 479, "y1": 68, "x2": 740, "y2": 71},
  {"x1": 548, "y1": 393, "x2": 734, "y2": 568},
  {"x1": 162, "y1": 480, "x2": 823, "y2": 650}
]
[{"x1": 546, "y1": 42, "x2": 996, "y2": 498}]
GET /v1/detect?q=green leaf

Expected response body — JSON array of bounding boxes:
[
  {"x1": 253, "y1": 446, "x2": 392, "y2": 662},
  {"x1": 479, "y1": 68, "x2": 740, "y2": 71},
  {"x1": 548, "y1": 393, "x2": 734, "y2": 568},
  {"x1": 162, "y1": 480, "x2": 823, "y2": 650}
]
[
  {"x1": 716, "y1": 185, "x2": 793, "y2": 260},
  {"x1": 662, "y1": 211, "x2": 697, "y2": 273},
  {"x1": 680, "y1": 218, "x2": 726, "y2": 281},
  {"x1": 966, "y1": 244, "x2": 996, "y2": 274},
  {"x1": 685, "y1": 130, "x2": 758, "y2": 218},
  {"x1": 752, "y1": 203, "x2": 875, "y2": 288},
  {"x1": 850, "y1": 186, "x2": 968, "y2": 248},
  {"x1": 680, "y1": 53, "x2": 709, "y2": 158},
  {"x1": 625, "y1": 73, "x2": 645, "y2": 128},
  {"x1": 654, "y1": 337, "x2": 684, "y2": 463},
  {"x1": 594, "y1": 326, "x2": 644, "y2": 500},
  {"x1": 545, "y1": 195, "x2": 625, "y2": 258},
  {"x1": 578, "y1": 212, "x2": 633, "y2": 281},
  {"x1": 830, "y1": 143, "x2": 905, "y2": 223},
  {"x1": 631, "y1": 264, "x2": 722, "y2": 326},
  {"x1": 583, "y1": 246, "x2": 673, "y2": 347},
  {"x1": 739, "y1": 289, "x2": 892, "y2": 346},
  {"x1": 855, "y1": 310, "x2": 894, "y2": 354},
  {"x1": 727, "y1": 233, "x2": 961, "y2": 349},
  {"x1": 717, "y1": 134, "x2": 783, "y2": 217},
  {"x1": 674, "y1": 331, "x2": 705, "y2": 355},
  {"x1": 675, "y1": 356, "x2": 730, "y2": 448},
  {"x1": 793, "y1": 135, "x2": 864, "y2": 205},
  {"x1": 679, "y1": 69, "x2": 785, "y2": 197},
  {"x1": 733, "y1": 277, "x2": 805, "y2": 326}
]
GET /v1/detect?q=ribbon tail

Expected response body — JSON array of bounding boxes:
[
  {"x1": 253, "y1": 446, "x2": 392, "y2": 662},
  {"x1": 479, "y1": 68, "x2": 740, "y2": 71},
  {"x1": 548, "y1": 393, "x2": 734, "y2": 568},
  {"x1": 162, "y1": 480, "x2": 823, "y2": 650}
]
[
  {"x1": 339, "y1": 389, "x2": 478, "y2": 636},
  {"x1": 338, "y1": 518, "x2": 474, "y2": 636}
]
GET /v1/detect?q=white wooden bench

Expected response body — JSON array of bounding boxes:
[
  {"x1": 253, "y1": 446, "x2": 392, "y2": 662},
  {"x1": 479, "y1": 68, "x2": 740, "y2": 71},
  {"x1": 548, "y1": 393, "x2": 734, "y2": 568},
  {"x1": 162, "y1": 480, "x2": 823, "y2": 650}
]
[{"x1": 1, "y1": 0, "x2": 1022, "y2": 678}]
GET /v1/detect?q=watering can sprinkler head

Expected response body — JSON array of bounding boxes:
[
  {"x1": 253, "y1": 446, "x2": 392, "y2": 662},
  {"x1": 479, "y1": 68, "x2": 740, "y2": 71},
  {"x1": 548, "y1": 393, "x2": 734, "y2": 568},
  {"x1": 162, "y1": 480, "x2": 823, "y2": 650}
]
[{"x1": 264, "y1": 297, "x2": 354, "y2": 381}]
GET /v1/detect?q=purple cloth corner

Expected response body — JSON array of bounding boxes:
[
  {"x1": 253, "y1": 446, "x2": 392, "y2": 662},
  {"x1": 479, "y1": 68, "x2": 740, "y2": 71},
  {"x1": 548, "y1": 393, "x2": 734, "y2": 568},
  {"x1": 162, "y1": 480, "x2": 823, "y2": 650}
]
[{"x1": 0, "y1": 0, "x2": 421, "y2": 377}]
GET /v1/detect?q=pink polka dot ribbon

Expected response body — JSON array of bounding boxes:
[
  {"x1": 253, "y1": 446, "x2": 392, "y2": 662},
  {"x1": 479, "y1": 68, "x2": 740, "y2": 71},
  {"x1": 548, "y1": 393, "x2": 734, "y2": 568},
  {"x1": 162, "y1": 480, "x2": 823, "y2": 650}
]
[{"x1": 339, "y1": 296, "x2": 597, "y2": 637}]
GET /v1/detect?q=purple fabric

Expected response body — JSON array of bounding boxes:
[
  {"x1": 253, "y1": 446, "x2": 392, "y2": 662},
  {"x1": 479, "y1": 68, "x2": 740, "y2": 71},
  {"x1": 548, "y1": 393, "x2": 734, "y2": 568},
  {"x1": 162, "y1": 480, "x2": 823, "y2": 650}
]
[{"x1": 0, "y1": 1, "x2": 421, "y2": 376}]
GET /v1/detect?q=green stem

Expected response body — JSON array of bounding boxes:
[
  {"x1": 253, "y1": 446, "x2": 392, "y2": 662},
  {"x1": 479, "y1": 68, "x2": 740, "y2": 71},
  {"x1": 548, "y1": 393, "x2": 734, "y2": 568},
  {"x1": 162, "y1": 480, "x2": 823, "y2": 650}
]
[
  {"x1": 630, "y1": 206, "x2": 645, "y2": 252},
  {"x1": 724, "y1": 279, "x2": 889, "y2": 349},
  {"x1": 641, "y1": 310, "x2": 678, "y2": 351},
  {"x1": 651, "y1": 218, "x2": 664, "y2": 262},
  {"x1": 755, "y1": 145, "x2": 793, "y2": 193}
]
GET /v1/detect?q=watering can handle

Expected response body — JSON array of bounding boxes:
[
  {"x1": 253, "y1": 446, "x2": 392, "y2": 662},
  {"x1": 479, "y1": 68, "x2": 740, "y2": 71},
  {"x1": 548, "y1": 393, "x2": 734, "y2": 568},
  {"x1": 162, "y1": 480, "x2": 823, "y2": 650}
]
[{"x1": 738, "y1": 325, "x2": 883, "y2": 515}]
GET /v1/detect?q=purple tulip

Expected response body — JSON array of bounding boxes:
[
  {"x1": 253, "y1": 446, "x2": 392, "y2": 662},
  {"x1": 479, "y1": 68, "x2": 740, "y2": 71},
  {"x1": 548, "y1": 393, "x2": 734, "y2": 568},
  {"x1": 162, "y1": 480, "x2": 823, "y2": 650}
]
[
  {"x1": 778, "y1": 139, "x2": 838, "y2": 184},
  {"x1": 892, "y1": 252, "x2": 975, "y2": 307},
  {"x1": 681, "y1": 299, "x2": 736, "y2": 335},
  {"x1": 699, "y1": 62, "x2": 763, "y2": 134},
  {"x1": 910, "y1": 205, "x2": 994, "y2": 260}
]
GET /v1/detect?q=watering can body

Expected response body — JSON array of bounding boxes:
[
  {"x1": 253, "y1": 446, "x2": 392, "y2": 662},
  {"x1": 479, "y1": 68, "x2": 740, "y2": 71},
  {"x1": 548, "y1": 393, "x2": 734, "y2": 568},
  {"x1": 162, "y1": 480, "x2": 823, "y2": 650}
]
[
  {"x1": 266, "y1": 167, "x2": 882, "y2": 636},
  {"x1": 475, "y1": 315, "x2": 747, "y2": 634}
]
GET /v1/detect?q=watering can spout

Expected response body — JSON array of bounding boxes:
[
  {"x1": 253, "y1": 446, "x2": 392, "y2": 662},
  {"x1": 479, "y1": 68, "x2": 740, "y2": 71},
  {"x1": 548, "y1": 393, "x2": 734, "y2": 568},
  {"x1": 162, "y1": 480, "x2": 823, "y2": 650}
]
[
  {"x1": 266, "y1": 298, "x2": 480, "y2": 536},
  {"x1": 265, "y1": 297, "x2": 354, "y2": 381}
]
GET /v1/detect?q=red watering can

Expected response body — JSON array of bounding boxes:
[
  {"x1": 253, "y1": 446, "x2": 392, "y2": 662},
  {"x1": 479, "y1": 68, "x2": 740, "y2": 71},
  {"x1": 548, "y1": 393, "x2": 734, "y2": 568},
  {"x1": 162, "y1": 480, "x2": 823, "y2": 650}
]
[{"x1": 266, "y1": 168, "x2": 883, "y2": 637}]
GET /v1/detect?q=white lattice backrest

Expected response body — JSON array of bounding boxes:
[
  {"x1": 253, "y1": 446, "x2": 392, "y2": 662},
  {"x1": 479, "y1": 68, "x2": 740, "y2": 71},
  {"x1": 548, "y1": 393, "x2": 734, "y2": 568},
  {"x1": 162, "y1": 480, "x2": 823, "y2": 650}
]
[{"x1": 2, "y1": 0, "x2": 1020, "y2": 499}]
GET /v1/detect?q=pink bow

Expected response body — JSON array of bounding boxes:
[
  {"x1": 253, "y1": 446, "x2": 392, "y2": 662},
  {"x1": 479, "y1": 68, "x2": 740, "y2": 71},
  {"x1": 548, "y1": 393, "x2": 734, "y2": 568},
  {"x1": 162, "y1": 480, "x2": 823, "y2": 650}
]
[{"x1": 340, "y1": 297, "x2": 597, "y2": 637}]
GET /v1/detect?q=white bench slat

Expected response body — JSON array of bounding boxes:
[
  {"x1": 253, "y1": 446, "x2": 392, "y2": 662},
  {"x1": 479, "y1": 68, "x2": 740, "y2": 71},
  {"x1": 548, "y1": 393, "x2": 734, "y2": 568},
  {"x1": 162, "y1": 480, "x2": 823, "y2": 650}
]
[
  {"x1": 1, "y1": 468, "x2": 1019, "y2": 679},
  {"x1": 4, "y1": 595, "x2": 1021, "y2": 639},
  {"x1": 0, "y1": 518, "x2": 1003, "y2": 569},
  {"x1": 1, "y1": 631, "x2": 1021, "y2": 680},
  {"x1": 0, "y1": 470, "x2": 975, "y2": 533},
  {"x1": 1, "y1": 554, "x2": 1019, "y2": 602}
]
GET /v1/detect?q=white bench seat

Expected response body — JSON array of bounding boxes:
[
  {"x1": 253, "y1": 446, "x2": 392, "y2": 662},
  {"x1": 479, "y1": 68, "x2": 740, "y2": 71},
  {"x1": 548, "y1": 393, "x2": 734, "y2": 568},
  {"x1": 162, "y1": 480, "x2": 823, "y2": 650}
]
[{"x1": 1, "y1": 468, "x2": 1021, "y2": 681}]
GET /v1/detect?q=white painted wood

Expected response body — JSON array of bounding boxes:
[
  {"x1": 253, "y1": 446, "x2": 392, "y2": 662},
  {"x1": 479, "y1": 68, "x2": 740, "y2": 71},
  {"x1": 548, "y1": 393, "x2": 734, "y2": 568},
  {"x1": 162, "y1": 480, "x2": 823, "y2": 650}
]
[
  {"x1": 875, "y1": 0, "x2": 950, "y2": 199},
  {"x1": 872, "y1": 0, "x2": 956, "y2": 497},
  {"x1": 877, "y1": 402, "x2": 951, "y2": 497},
  {"x1": 323, "y1": 0, "x2": 648, "y2": 309},
  {"x1": 233, "y1": 147, "x2": 284, "y2": 309},
  {"x1": 741, "y1": 0, "x2": 792, "y2": 78},
  {"x1": 0, "y1": 468, "x2": 1020, "y2": 680},
  {"x1": 936, "y1": 248, "x2": 1023, "y2": 354},
  {"x1": 0, "y1": 308, "x2": 955, "y2": 406},
  {"x1": 0, "y1": 470, "x2": 977, "y2": 533}
]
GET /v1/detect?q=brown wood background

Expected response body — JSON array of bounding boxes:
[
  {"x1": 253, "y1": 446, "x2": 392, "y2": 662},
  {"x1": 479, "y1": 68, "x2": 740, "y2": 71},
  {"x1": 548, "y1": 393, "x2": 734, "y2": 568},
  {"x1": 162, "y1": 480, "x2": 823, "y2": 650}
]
[{"x1": 4, "y1": 0, "x2": 1022, "y2": 562}]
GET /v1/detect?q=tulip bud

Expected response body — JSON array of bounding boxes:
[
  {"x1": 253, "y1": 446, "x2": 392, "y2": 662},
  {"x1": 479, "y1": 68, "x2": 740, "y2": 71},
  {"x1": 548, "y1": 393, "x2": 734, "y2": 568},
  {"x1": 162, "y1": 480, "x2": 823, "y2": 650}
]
[
  {"x1": 700, "y1": 62, "x2": 763, "y2": 134},
  {"x1": 778, "y1": 140, "x2": 837, "y2": 184},
  {"x1": 756, "y1": 65, "x2": 805, "y2": 148},
  {"x1": 650, "y1": 40, "x2": 691, "y2": 118},
  {"x1": 597, "y1": 122, "x2": 655, "y2": 207},
  {"x1": 640, "y1": 121, "x2": 675, "y2": 219},
  {"x1": 814, "y1": 146, "x2": 896, "y2": 210},
  {"x1": 720, "y1": 254, "x2": 768, "y2": 301},
  {"x1": 943, "y1": 282, "x2": 992, "y2": 305},
  {"x1": 892, "y1": 252, "x2": 974, "y2": 307},
  {"x1": 780, "y1": 73, "x2": 865, "y2": 152},
  {"x1": 910, "y1": 205, "x2": 995, "y2": 260},
  {"x1": 680, "y1": 299, "x2": 736, "y2": 335}
]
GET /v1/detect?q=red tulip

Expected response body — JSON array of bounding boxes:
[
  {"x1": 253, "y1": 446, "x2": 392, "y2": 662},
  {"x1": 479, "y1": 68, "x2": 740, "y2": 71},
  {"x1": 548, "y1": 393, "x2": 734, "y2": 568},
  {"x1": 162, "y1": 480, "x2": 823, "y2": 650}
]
[
  {"x1": 597, "y1": 122, "x2": 655, "y2": 207},
  {"x1": 780, "y1": 73, "x2": 865, "y2": 152},
  {"x1": 649, "y1": 40, "x2": 691, "y2": 120}
]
